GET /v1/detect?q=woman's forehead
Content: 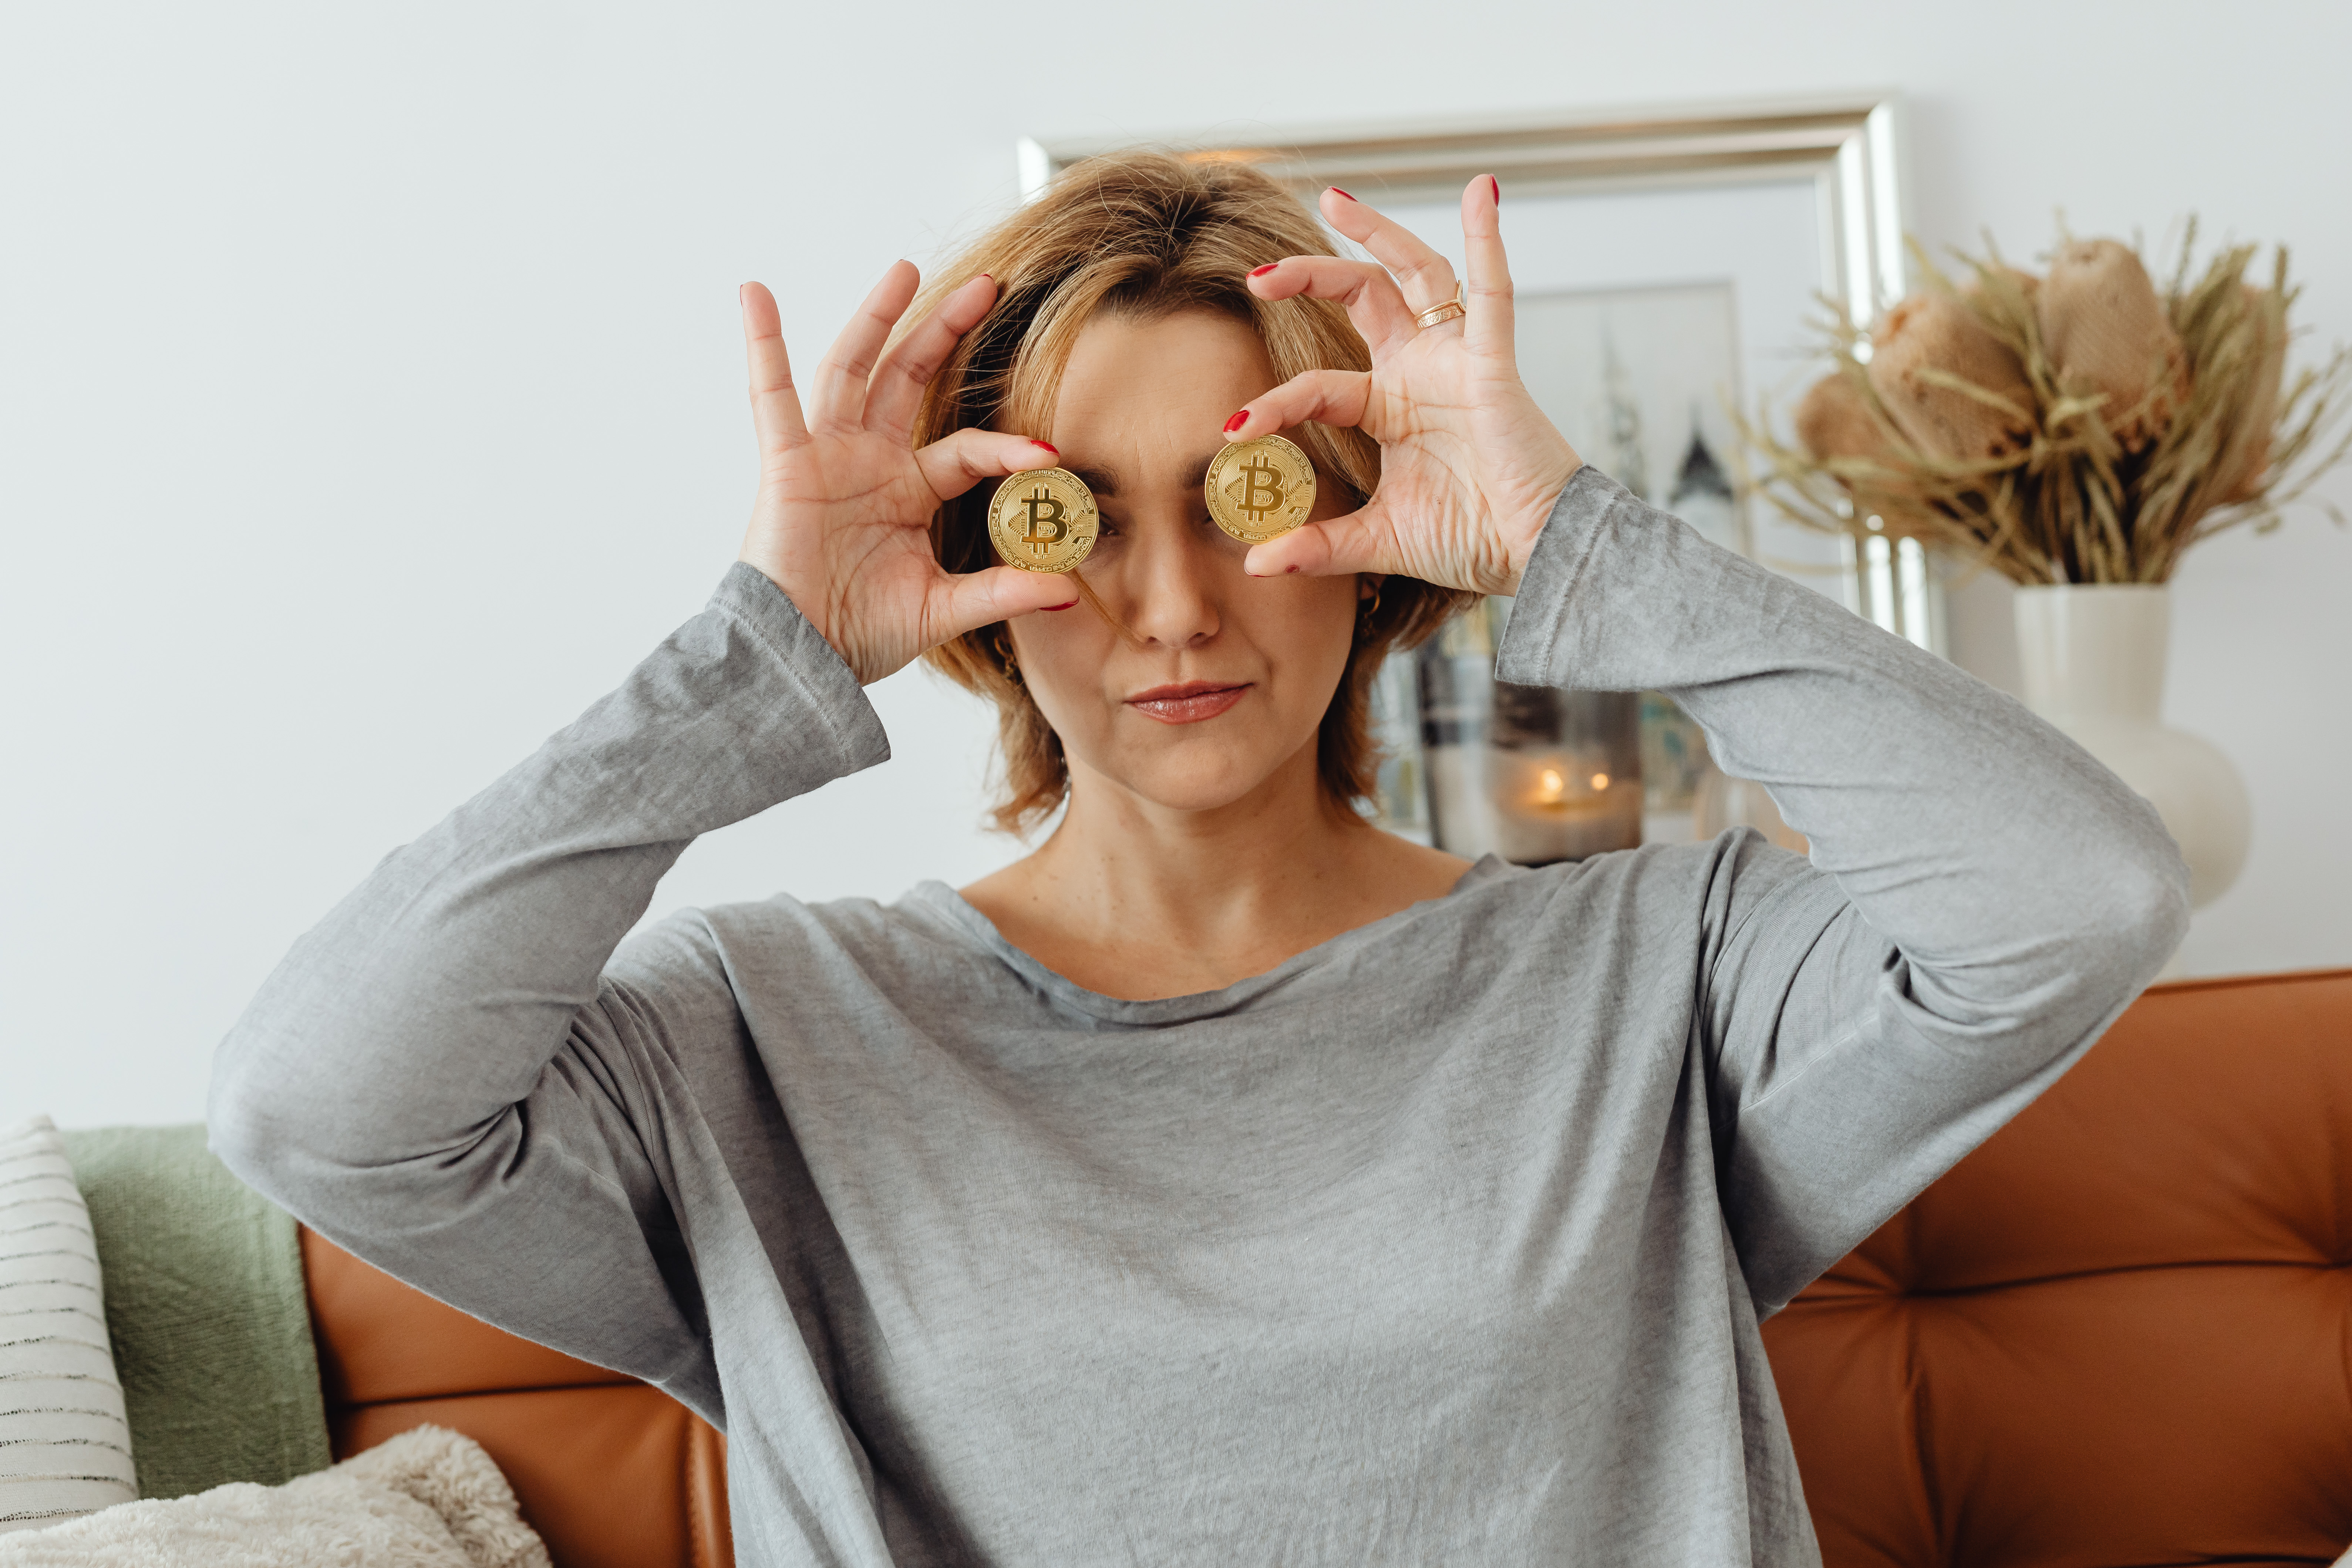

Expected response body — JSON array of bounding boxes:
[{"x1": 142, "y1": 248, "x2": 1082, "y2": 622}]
[
  {"x1": 1047, "y1": 312, "x2": 1273, "y2": 473},
  {"x1": 1058, "y1": 311, "x2": 1273, "y2": 408}
]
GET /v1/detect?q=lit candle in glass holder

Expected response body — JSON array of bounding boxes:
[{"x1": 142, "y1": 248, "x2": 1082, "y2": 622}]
[
  {"x1": 1516, "y1": 755, "x2": 1615, "y2": 816},
  {"x1": 1490, "y1": 726, "x2": 1642, "y2": 865},
  {"x1": 1415, "y1": 597, "x2": 1644, "y2": 866},
  {"x1": 1523, "y1": 761, "x2": 1623, "y2": 812}
]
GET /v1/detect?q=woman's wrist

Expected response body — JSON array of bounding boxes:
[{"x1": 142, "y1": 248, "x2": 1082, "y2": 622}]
[{"x1": 1493, "y1": 447, "x2": 1586, "y2": 595}]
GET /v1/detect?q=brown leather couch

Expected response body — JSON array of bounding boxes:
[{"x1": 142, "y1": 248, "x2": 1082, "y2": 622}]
[
  {"x1": 300, "y1": 1230, "x2": 732, "y2": 1568},
  {"x1": 1766, "y1": 967, "x2": 2352, "y2": 1566},
  {"x1": 303, "y1": 968, "x2": 2352, "y2": 1567}
]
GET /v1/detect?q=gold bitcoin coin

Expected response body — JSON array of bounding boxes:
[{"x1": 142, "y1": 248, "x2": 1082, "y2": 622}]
[
  {"x1": 986, "y1": 467, "x2": 1099, "y2": 573},
  {"x1": 1204, "y1": 434, "x2": 1317, "y2": 544}
]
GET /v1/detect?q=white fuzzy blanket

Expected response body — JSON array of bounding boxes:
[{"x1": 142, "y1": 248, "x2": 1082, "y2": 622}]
[{"x1": 0, "y1": 1426, "x2": 550, "y2": 1568}]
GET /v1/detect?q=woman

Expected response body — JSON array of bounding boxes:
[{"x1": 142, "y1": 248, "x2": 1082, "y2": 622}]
[{"x1": 212, "y1": 156, "x2": 2187, "y2": 1564}]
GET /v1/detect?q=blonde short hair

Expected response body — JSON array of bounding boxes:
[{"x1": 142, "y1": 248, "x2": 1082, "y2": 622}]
[{"x1": 910, "y1": 152, "x2": 1472, "y2": 833}]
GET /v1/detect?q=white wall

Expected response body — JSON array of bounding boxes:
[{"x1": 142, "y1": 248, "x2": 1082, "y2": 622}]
[{"x1": 6, "y1": 0, "x2": 2348, "y2": 1127}]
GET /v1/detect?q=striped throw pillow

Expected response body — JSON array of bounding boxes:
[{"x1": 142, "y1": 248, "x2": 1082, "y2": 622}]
[{"x1": 0, "y1": 1117, "x2": 137, "y2": 1534}]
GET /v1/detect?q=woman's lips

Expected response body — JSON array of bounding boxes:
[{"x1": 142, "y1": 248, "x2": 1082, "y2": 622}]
[{"x1": 1125, "y1": 682, "x2": 1250, "y2": 724}]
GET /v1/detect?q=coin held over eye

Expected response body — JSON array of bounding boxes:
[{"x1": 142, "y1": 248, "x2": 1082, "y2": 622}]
[
  {"x1": 986, "y1": 466, "x2": 1099, "y2": 574},
  {"x1": 1205, "y1": 434, "x2": 1317, "y2": 544}
]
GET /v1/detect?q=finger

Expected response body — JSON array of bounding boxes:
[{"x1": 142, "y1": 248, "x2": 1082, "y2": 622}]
[
  {"x1": 1249, "y1": 257, "x2": 1419, "y2": 355},
  {"x1": 924, "y1": 563, "x2": 1083, "y2": 645},
  {"x1": 1220, "y1": 368, "x2": 1372, "y2": 443},
  {"x1": 866, "y1": 273, "x2": 998, "y2": 441},
  {"x1": 811, "y1": 260, "x2": 920, "y2": 432},
  {"x1": 740, "y1": 283, "x2": 808, "y2": 454},
  {"x1": 1241, "y1": 505, "x2": 1392, "y2": 579},
  {"x1": 913, "y1": 428, "x2": 1065, "y2": 502},
  {"x1": 1319, "y1": 188, "x2": 1459, "y2": 314},
  {"x1": 1460, "y1": 175, "x2": 1515, "y2": 365}
]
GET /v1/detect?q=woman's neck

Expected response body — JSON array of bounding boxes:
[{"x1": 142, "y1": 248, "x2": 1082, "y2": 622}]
[{"x1": 960, "y1": 744, "x2": 1470, "y2": 1001}]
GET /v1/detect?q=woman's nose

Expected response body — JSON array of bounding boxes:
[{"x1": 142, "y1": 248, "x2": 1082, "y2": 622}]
[{"x1": 1123, "y1": 528, "x2": 1222, "y2": 651}]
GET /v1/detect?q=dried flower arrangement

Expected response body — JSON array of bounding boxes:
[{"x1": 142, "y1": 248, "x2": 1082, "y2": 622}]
[{"x1": 1747, "y1": 224, "x2": 2352, "y2": 584}]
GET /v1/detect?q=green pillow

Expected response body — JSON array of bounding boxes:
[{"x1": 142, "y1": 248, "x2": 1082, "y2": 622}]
[{"x1": 61, "y1": 1126, "x2": 331, "y2": 1499}]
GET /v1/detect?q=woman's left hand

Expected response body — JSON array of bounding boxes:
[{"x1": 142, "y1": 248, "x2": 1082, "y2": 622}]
[{"x1": 1230, "y1": 178, "x2": 1583, "y2": 596}]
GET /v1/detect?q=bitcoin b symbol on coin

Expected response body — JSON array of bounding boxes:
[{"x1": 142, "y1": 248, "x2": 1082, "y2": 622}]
[
  {"x1": 1204, "y1": 434, "x2": 1314, "y2": 544},
  {"x1": 985, "y1": 467, "x2": 1096, "y2": 571},
  {"x1": 1021, "y1": 487, "x2": 1068, "y2": 556},
  {"x1": 1228, "y1": 458, "x2": 1286, "y2": 522}
]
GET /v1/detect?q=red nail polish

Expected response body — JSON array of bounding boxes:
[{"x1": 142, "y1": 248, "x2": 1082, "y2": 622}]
[
  {"x1": 1223, "y1": 411, "x2": 1249, "y2": 435},
  {"x1": 1045, "y1": 600, "x2": 1078, "y2": 612},
  {"x1": 1329, "y1": 187, "x2": 1356, "y2": 201},
  {"x1": 1287, "y1": 565, "x2": 1301, "y2": 574},
  {"x1": 1489, "y1": 175, "x2": 1501, "y2": 206},
  {"x1": 1250, "y1": 263, "x2": 1279, "y2": 277},
  {"x1": 1032, "y1": 439, "x2": 1058, "y2": 457}
]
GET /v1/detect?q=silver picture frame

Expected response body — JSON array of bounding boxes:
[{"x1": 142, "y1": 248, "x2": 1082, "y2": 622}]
[{"x1": 1024, "y1": 94, "x2": 1906, "y2": 358}]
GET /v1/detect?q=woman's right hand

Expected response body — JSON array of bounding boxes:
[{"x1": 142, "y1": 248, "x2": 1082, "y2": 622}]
[
  {"x1": 736, "y1": 265, "x2": 1078, "y2": 685},
  {"x1": 1229, "y1": 181, "x2": 1581, "y2": 598}
]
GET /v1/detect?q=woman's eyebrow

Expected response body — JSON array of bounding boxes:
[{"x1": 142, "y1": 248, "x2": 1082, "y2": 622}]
[{"x1": 1067, "y1": 451, "x2": 1224, "y2": 499}]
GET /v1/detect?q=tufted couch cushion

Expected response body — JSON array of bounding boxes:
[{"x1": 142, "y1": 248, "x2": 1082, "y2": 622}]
[{"x1": 1762, "y1": 968, "x2": 2352, "y2": 1567}]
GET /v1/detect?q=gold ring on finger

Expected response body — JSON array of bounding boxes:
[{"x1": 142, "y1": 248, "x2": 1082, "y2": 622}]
[{"x1": 1415, "y1": 282, "x2": 1466, "y2": 330}]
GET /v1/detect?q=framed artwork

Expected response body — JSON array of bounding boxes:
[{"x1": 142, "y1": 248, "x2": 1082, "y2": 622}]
[
  {"x1": 1021, "y1": 97, "x2": 1924, "y2": 850},
  {"x1": 1513, "y1": 280, "x2": 1745, "y2": 558}
]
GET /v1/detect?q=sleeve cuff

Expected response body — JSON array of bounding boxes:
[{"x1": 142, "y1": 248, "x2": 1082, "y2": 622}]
[
  {"x1": 707, "y1": 561, "x2": 891, "y2": 780},
  {"x1": 1495, "y1": 464, "x2": 1616, "y2": 690}
]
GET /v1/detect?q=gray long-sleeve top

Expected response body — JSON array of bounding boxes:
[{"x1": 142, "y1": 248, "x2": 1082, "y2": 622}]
[{"x1": 209, "y1": 467, "x2": 2188, "y2": 1565}]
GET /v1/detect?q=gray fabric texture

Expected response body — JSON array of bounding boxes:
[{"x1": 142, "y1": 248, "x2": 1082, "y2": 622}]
[
  {"x1": 59, "y1": 1126, "x2": 332, "y2": 1500},
  {"x1": 208, "y1": 467, "x2": 2189, "y2": 1566}
]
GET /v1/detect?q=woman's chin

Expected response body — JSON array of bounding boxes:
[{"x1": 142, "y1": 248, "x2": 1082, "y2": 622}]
[{"x1": 1099, "y1": 752, "x2": 1297, "y2": 817}]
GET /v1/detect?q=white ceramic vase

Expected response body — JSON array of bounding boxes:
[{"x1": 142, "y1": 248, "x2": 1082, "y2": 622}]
[{"x1": 2012, "y1": 584, "x2": 2250, "y2": 908}]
